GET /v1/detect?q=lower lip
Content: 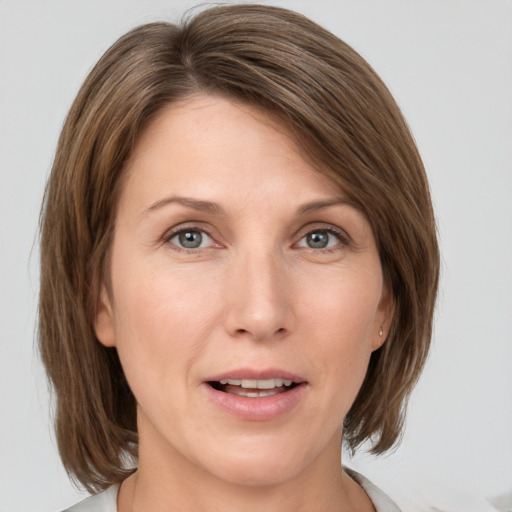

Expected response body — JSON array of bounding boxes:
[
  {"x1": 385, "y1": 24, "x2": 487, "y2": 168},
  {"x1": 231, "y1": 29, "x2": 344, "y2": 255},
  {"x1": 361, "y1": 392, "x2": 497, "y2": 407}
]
[{"x1": 203, "y1": 383, "x2": 307, "y2": 421}]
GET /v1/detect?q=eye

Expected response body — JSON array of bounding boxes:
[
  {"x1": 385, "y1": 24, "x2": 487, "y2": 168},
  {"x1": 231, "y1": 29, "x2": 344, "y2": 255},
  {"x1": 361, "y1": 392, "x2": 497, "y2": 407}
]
[
  {"x1": 296, "y1": 228, "x2": 345, "y2": 250},
  {"x1": 168, "y1": 228, "x2": 214, "y2": 250}
]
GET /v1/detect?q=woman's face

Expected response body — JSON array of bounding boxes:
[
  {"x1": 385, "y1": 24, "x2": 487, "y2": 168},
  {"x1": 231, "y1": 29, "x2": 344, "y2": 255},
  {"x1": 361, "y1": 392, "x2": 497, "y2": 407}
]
[{"x1": 95, "y1": 95, "x2": 393, "y2": 486}]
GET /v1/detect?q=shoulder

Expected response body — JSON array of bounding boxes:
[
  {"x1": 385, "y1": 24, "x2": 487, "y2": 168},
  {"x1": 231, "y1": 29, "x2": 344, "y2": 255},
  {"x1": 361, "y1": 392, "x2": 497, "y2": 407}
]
[
  {"x1": 61, "y1": 484, "x2": 119, "y2": 512},
  {"x1": 345, "y1": 468, "x2": 402, "y2": 512}
]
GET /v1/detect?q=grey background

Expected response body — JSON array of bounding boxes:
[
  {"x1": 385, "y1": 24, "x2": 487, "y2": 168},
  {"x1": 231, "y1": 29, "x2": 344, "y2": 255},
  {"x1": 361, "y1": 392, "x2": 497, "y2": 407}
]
[{"x1": 1, "y1": 1, "x2": 511, "y2": 511}]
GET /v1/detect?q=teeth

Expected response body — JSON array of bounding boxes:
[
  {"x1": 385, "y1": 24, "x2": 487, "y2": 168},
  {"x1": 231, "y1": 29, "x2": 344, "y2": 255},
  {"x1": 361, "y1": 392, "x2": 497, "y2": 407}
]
[
  {"x1": 218, "y1": 378, "x2": 294, "y2": 389},
  {"x1": 242, "y1": 379, "x2": 258, "y2": 388},
  {"x1": 219, "y1": 379, "x2": 240, "y2": 385},
  {"x1": 231, "y1": 388, "x2": 282, "y2": 398}
]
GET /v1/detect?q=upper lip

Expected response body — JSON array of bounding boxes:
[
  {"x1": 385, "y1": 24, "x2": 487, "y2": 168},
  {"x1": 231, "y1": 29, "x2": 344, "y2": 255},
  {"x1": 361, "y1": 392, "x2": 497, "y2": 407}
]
[{"x1": 205, "y1": 368, "x2": 306, "y2": 384}]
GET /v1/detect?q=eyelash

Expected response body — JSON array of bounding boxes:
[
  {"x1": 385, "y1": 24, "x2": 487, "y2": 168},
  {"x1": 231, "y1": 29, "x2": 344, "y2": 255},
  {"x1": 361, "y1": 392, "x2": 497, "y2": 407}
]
[
  {"x1": 162, "y1": 224, "x2": 349, "y2": 253},
  {"x1": 295, "y1": 226, "x2": 349, "y2": 253},
  {"x1": 163, "y1": 223, "x2": 218, "y2": 253}
]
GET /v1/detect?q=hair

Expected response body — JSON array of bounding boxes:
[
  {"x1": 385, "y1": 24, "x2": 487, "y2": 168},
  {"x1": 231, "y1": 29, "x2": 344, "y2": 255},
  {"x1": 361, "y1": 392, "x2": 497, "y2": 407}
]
[{"x1": 39, "y1": 3, "x2": 439, "y2": 492}]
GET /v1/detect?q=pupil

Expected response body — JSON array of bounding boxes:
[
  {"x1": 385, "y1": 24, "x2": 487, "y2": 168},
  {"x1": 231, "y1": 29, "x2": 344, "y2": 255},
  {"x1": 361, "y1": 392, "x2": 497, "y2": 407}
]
[
  {"x1": 307, "y1": 231, "x2": 328, "y2": 248},
  {"x1": 179, "y1": 230, "x2": 202, "y2": 248}
]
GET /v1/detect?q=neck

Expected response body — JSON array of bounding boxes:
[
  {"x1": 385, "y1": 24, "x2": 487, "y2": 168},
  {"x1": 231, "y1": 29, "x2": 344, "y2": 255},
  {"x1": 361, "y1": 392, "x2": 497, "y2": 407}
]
[{"x1": 118, "y1": 430, "x2": 373, "y2": 512}]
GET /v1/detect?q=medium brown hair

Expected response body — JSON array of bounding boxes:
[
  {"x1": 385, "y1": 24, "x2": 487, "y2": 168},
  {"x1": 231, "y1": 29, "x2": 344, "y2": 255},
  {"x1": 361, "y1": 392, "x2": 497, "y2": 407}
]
[{"x1": 39, "y1": 4, "x2": 439, "y2": 492}]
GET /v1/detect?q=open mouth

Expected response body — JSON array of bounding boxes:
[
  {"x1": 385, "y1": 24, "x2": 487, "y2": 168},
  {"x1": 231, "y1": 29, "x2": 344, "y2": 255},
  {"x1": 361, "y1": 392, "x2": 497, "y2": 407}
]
[{"x1": 208, "y1": 378, "x2": 299, "y2": 398}]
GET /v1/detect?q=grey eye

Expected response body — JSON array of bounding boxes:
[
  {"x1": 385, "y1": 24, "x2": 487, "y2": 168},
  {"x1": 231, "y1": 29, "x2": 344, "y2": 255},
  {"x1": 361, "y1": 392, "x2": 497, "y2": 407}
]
[
  {"x1": 297, "y1": 228, "x2": 343, "y2": 250},
  {"x1": 177, "y1": 230, "x2": 204, "y2": 249},
  {"x1": 167, "y1": 227, "x2": 216, "y2": 251},
  {"x1": 306, "y1": 231, "x2": 330, "y2": 248}
]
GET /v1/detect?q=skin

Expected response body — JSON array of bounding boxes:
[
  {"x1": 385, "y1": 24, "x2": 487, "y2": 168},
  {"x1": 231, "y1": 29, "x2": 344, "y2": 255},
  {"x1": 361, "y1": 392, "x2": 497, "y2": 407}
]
[{"x1": 95, "y1": 94, "x2": 394, "y2": 512}]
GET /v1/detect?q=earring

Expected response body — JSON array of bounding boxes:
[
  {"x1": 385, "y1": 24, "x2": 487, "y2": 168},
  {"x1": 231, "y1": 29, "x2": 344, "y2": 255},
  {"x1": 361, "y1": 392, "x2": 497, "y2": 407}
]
[{"x1": 379, "y1": 326, "x2": 384, "y2": 337}]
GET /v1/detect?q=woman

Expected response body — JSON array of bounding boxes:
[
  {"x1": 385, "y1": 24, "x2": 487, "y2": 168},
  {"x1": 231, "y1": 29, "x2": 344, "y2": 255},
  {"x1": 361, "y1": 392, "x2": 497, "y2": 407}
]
[{"x1": 39, "y1": 4, "x2": 439, "y2": 511}]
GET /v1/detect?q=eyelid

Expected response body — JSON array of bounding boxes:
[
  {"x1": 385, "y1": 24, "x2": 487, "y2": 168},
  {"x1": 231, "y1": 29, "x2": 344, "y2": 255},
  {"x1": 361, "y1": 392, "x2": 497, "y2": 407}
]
[
  {"x1": 162, "y1": 222, "x2": 221, "y2": 251},
  {"x1": 294, "y1": 223, "x2": 351, "y2": 249},
  {"x1": 161, "y1": 221, "x2": 351, "y2": 252}
]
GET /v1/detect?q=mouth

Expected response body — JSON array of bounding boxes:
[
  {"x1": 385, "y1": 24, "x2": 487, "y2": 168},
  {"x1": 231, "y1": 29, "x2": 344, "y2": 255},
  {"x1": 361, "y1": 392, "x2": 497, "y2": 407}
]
[
  {"x1": 208, "y1": 378, "x2": 299, "y2": 398},
  {"x1": 203, "y1": 371, "x2": 307, "y2": 420}
]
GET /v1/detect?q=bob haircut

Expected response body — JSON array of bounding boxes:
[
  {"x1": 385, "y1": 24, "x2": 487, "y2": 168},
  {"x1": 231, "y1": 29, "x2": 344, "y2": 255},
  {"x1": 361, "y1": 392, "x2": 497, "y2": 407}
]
[{"x1": 39, "y1": 4, "x2": 439, "y2": 492}]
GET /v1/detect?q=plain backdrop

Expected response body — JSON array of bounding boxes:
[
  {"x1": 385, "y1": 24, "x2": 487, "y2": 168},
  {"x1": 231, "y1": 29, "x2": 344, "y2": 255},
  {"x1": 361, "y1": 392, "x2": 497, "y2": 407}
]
[{"x1": 1, "y1": 1, "x2": 511, "y2": 511}]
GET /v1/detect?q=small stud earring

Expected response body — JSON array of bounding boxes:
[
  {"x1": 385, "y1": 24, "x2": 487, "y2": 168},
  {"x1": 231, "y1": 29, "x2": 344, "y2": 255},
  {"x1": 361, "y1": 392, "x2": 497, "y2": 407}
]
[{"x1": 379, "y1": 327, "x2": 384, "y2": 337}]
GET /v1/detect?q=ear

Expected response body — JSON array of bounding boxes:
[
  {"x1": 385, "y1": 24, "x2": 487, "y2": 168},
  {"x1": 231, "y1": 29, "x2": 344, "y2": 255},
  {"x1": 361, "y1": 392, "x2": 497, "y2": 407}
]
[
  {"x1": 372, "y1": 279, "x2": 395, "y2": 352},
  {"x1": 94, "y1": 283, "x2": 117, "y2": 347}
]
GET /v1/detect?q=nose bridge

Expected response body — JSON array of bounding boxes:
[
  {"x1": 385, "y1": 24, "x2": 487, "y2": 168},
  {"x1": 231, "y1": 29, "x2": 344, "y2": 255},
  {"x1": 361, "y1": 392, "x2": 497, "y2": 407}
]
[{"x1": 225, "y1": 243, "x2": 293, "y2": 340}]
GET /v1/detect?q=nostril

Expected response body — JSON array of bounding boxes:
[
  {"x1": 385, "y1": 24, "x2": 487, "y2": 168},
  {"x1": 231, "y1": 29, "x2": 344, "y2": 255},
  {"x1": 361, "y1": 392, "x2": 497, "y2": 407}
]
[{"x1": 229, "y1": 320, "x2": 290, "y2": 340}]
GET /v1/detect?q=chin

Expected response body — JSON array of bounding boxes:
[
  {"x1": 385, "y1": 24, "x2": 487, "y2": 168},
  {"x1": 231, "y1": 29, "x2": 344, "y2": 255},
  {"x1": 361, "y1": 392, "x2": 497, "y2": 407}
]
[
  {"x1": 195, "y1": 437, "x2": 311, "y2": 487},
  {"x1": 209, "y1": 459, "x2": 300, "y2": 487}
]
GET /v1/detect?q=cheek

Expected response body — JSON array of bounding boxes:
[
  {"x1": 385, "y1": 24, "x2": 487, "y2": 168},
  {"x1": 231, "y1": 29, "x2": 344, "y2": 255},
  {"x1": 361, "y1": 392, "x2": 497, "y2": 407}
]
[
  {"x1": 300, "y1": 268, "x2": 382, "y2": 404},
  {"x1": 300, "y1": 265, "x2": 383, "y2": 344},
  {"x1": 110, "y1": 260, "x2": 223, "y2": 398}
]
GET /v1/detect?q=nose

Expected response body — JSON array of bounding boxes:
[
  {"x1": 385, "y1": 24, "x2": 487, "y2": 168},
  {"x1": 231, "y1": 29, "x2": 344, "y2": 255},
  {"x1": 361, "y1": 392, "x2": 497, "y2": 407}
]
[{"x1": 224, "y1": 249, "x2": 295, "y2": 342}]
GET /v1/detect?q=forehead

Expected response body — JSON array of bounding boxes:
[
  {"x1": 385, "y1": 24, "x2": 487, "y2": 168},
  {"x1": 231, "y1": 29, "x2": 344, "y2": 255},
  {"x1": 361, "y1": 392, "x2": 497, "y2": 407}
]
[
  {"x1": 121, "y1": 94, "x2": 346, "y2": 207},
  {"x1": 129, "y1": 94, "x2": 310, "y2": 167}
]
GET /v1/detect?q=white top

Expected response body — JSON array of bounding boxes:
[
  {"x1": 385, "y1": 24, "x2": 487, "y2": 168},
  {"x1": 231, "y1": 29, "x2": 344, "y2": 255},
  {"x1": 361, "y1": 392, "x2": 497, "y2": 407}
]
[
  {"x1": 62, "y1": 469, "x2": 401, "y2": 511},
  {"x1": 62, "y1": 484, "x2": 118, "y2": 512}
]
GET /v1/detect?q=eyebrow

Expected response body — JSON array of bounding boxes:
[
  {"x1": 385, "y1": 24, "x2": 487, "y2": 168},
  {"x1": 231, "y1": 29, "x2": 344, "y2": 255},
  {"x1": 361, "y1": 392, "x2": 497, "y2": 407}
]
[
  {"x1": 143, "y1": 195, "x2": 356, "y2": 217},
  {"x1": 144, "y1": 196, "x2": 225, "y2": 216},
  {"x1": 296, "y1": 197, "x2": 358, "y2": 215}
]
